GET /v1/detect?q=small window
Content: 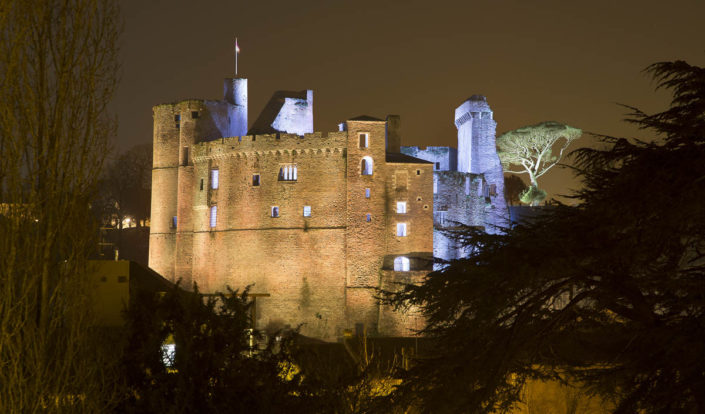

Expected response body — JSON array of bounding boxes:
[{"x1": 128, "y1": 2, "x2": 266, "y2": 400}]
[
  {"x1": 252, "y1": 174, "x2": 260, "y2": 186},
  {"x1": 438, "y1": 211, "x2": 447, "y2": 226},
  {"x1": 465, "y1": 177, "x2": 470, "y2": 195},
  {"x1": 303, "y1": 206, "x2": 311, "y2": 217},
  {"x1": 394, "y1": 256, "x2": 410, "y2": 272},
  {"x1": 211, "y1": 169, "x2": 219, "y2": 189},
  {"x1": 416, "y1": 170, "x2": 421, "y2": 175},
  {"x1": 171, "y1": 216, "x2": 177, "y2": 228},
  {"x1": 191, "y1": 111, "x2": 199, "y2": 119},
  {"x1": 365, "y1": 188, "x2": 370, "y2": 198},
  {"x1": 396, "y1": 201, "x2": 407, "y2": 214},
  {"x1": 271, "y1": 206, "x2": 279, "y2": 218},
  {"x1": 174, "y1": 114, "x2": 180, "y2": 122},
  {"x1": 416, "y1": 196, "x2": 422, "y2": 201},
  {"x1": 366, "y1": 214, "x2": 371, "y2": 222},
  {"x1": 278, "y1": 164, "x2": 297, "y2": 181},
  {"x1": 361, "y1": 157, "x2": 373, "y2": 175},
  {"x1": 359, "y1": 133, "x2": 368, "y2": 148},
  {"x1": 209, "y1": 206, "x2": 217, "y2": 228},
  {"x1": 199, "y1": 179, "x2": 204, "y2": 191},
  {"x1": 396, "y1": 222, "x2": 407, "y2": 237},
  {"x1": 433, "y1": 175, "x2": 438, "y2": 194},
  {"x1": 435, "y1": 162, "x2": 440, "y2": 170}
]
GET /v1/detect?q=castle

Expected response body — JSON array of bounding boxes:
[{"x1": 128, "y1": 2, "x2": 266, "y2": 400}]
[{"x1": 149, "y1": 75, "x2": 508, "y2": 339}]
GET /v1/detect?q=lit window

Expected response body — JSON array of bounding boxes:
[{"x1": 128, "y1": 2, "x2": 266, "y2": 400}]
[
  {"x1": 366, "y1": 214, "x2": 371, "y2": 222},
  {"x1": 438, "y1": 211, "x2": 447, "y2": 226},
  {"x1": 394, "y1": 256, "x2": 410, "y2": 272},
  {"x1": 433, "y1": 175, "x2": 438, "y2": 194},
  {"x1": 161, "y1": 343, "x2": 175, "y2": 367},
  {"x1": 303, "y1": 206, "x2": 311, "y2": 217},
  {"x1": 359, "y1": 133, "x2": 369, "y2": 148},
  {"x1": 278, "y1": 164, "x2": 297, "y2": 181},
  {"x1": 209, "y1": 206, "x2": 217, "y2": 228},
  {"x1": 271, "y1": 206, "x2": 279, "y2": 218},
  {"x1": 361, "y1": 156, "x2": 373, "y2": 175},
  {"x1": 396, "y1": 201, "x2": 407, "y2": 214},
  {"x1": 211, "y1": 169, "x2": 219, "y2": 189},
  {"x1": 252, "y1": 174, "x2": 260, "y2": 186},
  {"x1": 396, "y1": 222, "x2": 407, "y2": 237},
  {"x1": 365, "y1": 188, "x2": 370, "y2": 198}
]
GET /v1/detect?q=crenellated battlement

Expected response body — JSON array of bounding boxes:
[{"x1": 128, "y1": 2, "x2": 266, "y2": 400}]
[{"x1": 192, "y1": 131, "x2": 348, "y2": 160}]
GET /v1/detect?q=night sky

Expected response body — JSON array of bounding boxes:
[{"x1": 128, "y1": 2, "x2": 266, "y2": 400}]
[{"x1": 115, "y1": 0, "x2": 705, "y2": 201}]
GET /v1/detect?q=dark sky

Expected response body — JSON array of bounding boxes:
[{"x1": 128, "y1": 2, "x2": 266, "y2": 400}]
[{"x1": 115, "y1": 0, "x2": 705, "y2": 201}]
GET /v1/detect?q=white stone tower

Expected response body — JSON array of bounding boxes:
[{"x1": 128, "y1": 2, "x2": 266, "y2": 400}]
[
  {"x1": 223, "y1": 77, "x2": 248, "y2": 137},
  {"x1": 455, "y1": 95, "x2": 508, "y2": 232}
]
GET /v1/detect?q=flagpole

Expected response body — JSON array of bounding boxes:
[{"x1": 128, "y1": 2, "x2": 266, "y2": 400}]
[{"x1": 235, "y1": 37, "x2": 238, "y2": 76}]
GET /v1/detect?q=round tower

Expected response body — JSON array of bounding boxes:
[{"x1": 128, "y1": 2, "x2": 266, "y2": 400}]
[{"x1": 224, "y1": 77, "x2": 248, "y2": 137}]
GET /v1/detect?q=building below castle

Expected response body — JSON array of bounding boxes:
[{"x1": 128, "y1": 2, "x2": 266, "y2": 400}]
[{"x1": 149, "y1": 74, "x2": 508, "y2": 340}]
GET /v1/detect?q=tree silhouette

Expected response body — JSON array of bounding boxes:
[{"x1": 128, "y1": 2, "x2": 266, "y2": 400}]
[
  {"x1": 504, "y1": 174, "x2": 528, "y2": 206},
  {"x1": 384, "y1": 61, "x2": 705, "y2": 413}
]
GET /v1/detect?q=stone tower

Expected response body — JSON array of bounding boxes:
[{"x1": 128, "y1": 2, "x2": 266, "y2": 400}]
[
  {"x1": 454, "y1": 95, "x2": 508, "y2": 232},
  {"x1": 223, "y1": 77, "x2": 248, "y2": 137}
]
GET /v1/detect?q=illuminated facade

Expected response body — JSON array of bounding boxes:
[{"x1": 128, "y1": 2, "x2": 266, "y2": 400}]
[{"x1": 149, "y1": 76, "x2": 507, "y2": 339}]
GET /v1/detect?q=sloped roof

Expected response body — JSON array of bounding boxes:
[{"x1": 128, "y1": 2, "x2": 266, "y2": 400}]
[
  {"x1": 248, "y1": 90, "x2": 309, "y2": 135},
  {"x1": 386, "y1": 152, "x2": 433, "y2": 164},
  {"x1": 348, "y1": 115, "x2": 384, "y2": 122}
]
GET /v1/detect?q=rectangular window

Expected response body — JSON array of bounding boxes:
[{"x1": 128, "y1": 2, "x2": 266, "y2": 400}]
[
  {"x1": 200, "y1": 179, "x2": 204, "y2": 191},
  {"x1": 438, "y1": 211, "x2": 447, "y2": 226},
  {"x1": 359, "y1": 133, "x2": 368, "y2": 148},
  {"x1": 465, "y1": 177, "x2": 470, "y2": 195},
  {"x1": 396, "y1": 222, "x2": 407, "y2": 237},
  {"x1": 175, "y1": 114, "x2": 180, "y2": 129},
  {"x1": 303, "y1": 206, "x2": 311, "y2": 217},
  {"x1": 366, "y1": 213, "x2": 371, "y2": 222},
  {"x1": 435, "y1": 162, "x2": 440, "y2": 170},
  {"x1": 396, "y1": 201, "x2": 407, "y2": 214},
  {"x1": 271, "y1": 206, "x2": 279, "y2": 218},
  {"x1": 365, "y1": 188, "x2": 370, "y2": 198},
  {"x1": 182, "y1": 146, "x2": 189, "y2": 166},
  {"x1": 209, "y1": 206, "x2": 217, "y2": 228},
  {"x1": 191, "y1": 111, "x2": 199, "y2": 119},
  {"x1": 416, "y1": 169, "x2": 421, "y2": 175},
  {"x1": 252, "y1": 174, "x2": 260, "y2": 186},
  {"x1": 278, "y1": 164, "x2": 297, "y2": 181},
  {"x1": 211, "y1": 169, "x2": 219, "y2": 189},
  {"x1": 171, "y1": 216, "x2": 177, "y2": 228}
]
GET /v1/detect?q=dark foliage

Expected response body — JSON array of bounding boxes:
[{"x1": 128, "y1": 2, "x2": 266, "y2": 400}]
[
  {"x1": 504, "y1": 174, "x2": 528, "y2": 206},
  {"x1": 117, "y1": 283, "x2": 306, "y2": 413},
  {"x1": 384, "y1": 61, "x2": 705, "y2": 413}
]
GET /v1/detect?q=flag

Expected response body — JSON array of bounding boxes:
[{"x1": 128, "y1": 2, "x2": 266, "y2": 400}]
[{"x1": 235, "y1": 38, "x2": 240, "y2": 54}]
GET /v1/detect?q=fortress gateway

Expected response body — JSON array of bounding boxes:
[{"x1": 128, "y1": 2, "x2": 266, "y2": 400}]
[{"x1": 149, "y1": 75, "x2": 508, "y2": 339}]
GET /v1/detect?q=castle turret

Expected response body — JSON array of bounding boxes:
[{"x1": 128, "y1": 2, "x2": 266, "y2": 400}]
[
  {"x1": 455, "y1": 95, "x2": 508, "y2": 232},
  {"x1": 224, "y1": 77, "x2": 248, "y2": 137}
]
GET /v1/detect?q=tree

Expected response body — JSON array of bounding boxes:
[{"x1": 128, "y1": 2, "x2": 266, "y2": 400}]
[
  {"x1": 384, "y1": 61, "x2": 705, "y2": 413},
  {"x1": 118, "y1": 284, "x2": 306, "y2": 413},
  {"x1": 497, "y1": 122, "x2": 582, "y2": 206},
  {"x1": 504, "y1": 174, "x2": 528, "y2": 206},
  {"x1": 97, "y1": 144, "x2": 153, "y2": 228},
  {"x1": 0, "y1": 0, "x2": 121, "y2": 411}
]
